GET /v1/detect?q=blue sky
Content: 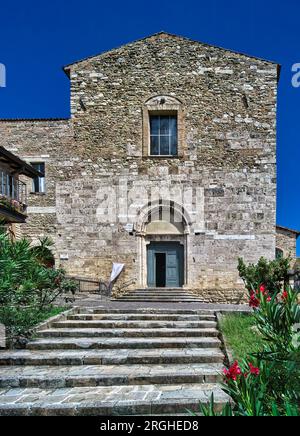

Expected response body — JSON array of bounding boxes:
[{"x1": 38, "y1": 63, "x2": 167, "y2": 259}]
[{"x1": 0, "y1": 0, "x2": 299, "y2": 254}]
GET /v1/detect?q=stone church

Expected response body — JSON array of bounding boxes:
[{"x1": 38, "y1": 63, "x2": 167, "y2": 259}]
[{"x1": 0, "y1": 32, "x2": 284, "y2": 302}]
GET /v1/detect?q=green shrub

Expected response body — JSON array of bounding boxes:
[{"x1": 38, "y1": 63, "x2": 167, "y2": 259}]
[
  {"x1": 194, "y1": 257, "x2": 300, "y2": 416},
  {"x1": 0, "y1": 234, "x2": 76, "y2": 341},
  {"x1": 30, "y1": 236, "x2": 55, "y2": 267},
  {"x1": 0, "y1": 306, "x2": 66, "y2": 343},
  {"x1": 238, "y1": 256, "x2": 290, "y2": 295}
]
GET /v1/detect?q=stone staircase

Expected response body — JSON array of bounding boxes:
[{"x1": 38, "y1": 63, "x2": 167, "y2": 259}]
[
  {"x1": 0, "y1": 308, "x2": 228, "y2": 416},
  {"x1": 114, "y1": 287, "x2": 203, "y2": 303}
]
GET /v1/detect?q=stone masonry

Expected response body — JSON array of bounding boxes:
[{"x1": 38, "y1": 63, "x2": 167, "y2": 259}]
[
  {"x1": 0, "y1": 32, "x2": 279, "y2": 303},
  {"x1": 276, "y1": 225, "x2": 299, "y2": 260}
]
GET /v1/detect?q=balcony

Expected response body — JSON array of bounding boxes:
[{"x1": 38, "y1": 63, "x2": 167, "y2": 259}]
[{"x1": 0, "y1": 172, "x2": 28, "y2": 223}]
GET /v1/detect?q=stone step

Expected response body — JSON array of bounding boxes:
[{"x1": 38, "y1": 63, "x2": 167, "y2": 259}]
[
  {"x1": 0, "y1": 363, "x2": 223, "y2": 388},
  {"x1": 27, "y1": 336, "x2": 221, "y2": 350},
  {"x1": 52, "y1": 320, "x2": 217, "y2": 329},
  {"x1": 114, "y1": 294, "x2": 199, "y2": 298},
  {"x1": 37, "y1": 327, "x2": 219, "y2": 338},
  {"x1": 0, "y1": 348, "x2": 224, "y2": 366},
  {"x1": 68, "y1": 313, "x2": 216, "y2": 321},
  {"x1": 89, "y1": 308, "x2": 214, "y2": 315},
  {"x1": 135, "y1": 288, "x2": 186, "y2": 291},
  {"x1": 113, "y1": 298, "x2": 202, "y2": 302},
  {"x1": 0, "y1": 383, "x2": 229, "y2": 415},
  {"x1": 120, "y1": 296, "x2": 200, "y2": 300},
  {"x1": 125, "y1": 292, "x2": 196, "y2": 295}
]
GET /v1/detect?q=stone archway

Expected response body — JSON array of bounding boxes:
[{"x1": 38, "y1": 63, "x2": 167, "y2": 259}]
[{"x1": 135, "y1": 200, "x2": 192, "y2": 288}]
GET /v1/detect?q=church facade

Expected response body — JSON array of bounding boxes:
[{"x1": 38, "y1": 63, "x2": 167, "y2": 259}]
[{"x1": 0, "y1": 32, "x2": 279, "y2": 302}]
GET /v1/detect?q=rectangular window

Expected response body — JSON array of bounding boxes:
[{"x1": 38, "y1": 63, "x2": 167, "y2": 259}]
[
  {"x1": 31, "y1": 162, "x2": 45, "y2": 193},
  {"x1": 150, "y1": 115, "x2": 177, "y2": 156}
]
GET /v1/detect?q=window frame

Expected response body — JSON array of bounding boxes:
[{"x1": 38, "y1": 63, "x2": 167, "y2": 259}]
[
  {"x1": 149, "y1": 112, "x2": 178, "y2": 157},
  {"x1": 142, "y1": 95, "x2": 185, "y2": 158},
  {"x1": 30, "y1": 162, "x2": 46, "y2": 194}
]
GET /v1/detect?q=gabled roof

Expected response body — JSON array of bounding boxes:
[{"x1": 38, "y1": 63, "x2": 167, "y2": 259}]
[
  {"x1": 0, "y1": 146, "x2": 42, "y2": 178},
  {"x1": 276, "y1": 225, "x2": 300, "y2": 237},
  {"x1": 63, "y1": 31, "x2": 280, "y2": 74}
]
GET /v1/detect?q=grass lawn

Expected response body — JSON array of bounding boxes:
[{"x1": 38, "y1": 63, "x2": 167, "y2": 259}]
[{"x1": 220, "y1": 313, "x2": 265, "y2": 361}]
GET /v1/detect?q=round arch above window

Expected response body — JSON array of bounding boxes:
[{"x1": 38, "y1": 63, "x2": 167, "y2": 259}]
[
  {"x1": 142, "y1": 95, "x2": 185, "y2": 158},
  {"x1": 144, "y1": 95, "x2": 183, "y2": 106}
]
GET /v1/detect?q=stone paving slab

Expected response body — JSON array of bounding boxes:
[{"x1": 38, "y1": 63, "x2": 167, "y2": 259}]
[
  {"x1": 0, "y1": 348, "x2": 223, "y2": 366},
  {"x1": 27, "y1": 336, "x2": 221, "y2": 350},
  {"x1": 38, "y1": 327, "x2": 219, "y2": 338},
  {"x1": 52, "y1": 320, "x2": 217, "y2": 329},
  {"x1": 0, "y1": 363, "x2": 223, "y2": 388},
  {"x1": 0, "y1": 383, "x2": 229, "y2": 415},
  {"x1": 72, "y1": 298, "x2": 250, "y2": 312}
]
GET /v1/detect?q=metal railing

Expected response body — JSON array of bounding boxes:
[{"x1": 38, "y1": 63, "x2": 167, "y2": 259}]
[
  {"x1": 66, "y1": 276, "x2": 102, "y2": 293},
  {"x1": 65, "y1": 276, "x2": 137, "y2": 299}
]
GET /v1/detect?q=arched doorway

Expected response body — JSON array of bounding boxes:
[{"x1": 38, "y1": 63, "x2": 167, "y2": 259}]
[{"x1": 136, "y1": 200, "x2": 191, "y2": 288}]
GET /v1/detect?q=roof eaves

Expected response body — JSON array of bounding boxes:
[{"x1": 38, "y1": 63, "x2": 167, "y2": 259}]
[
  {"x1": 276, "y1": 225, "x2": 300, "y2": 237},
  {"x1": 0, "y1": 146, "x2": 42, "y2": 178}
]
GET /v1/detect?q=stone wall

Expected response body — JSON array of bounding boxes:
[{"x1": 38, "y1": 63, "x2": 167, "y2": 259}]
[
  {"x1": 0, "y1": 33, "x2": 278, "y2": 302},
  {"x1": 276, "y1": 227, "x2": 298, "y2": 259}
]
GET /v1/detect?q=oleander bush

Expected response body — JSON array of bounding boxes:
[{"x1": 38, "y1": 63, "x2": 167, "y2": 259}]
[
  {"x1": 193, "y1": 257, "x2": 300, "y2": 416},
  {"x1": 0, "y1": 234, "x2": 77, "y2": 344}
]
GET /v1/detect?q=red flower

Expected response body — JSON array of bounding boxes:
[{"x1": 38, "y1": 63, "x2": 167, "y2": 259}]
[
  {"x1": 259, "y1": 284, "x2": 266, "y2": 293},
  {"x1": 249, "y1": 363, "x2": 260, "y2": 376},
  {"x1": 223, "y1": 361, "x2": 242, "y2": 381},
  {"x1": 249, "y1": 292, "x2": 260, "y2": 308},
  {"x1": 267, "y1": 296, "x2": 271, "y2": 302},
  {"x1": 257, "y1": 284, "x2": 269, "y2": 297},
  {"x1": 281, "y1": 290, "x2": 288, "y2": 301}
]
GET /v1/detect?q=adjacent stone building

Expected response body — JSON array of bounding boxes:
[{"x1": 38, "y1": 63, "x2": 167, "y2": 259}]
[
  {"x1": 0, "y1": 146, "x2": 40, "y2": 236},
  {"x1": 0, "y1": 32, "x2": 280, "y2": 302},
  {"x1": 276, "y1": 225, "x2": 299, "y2": 260}
]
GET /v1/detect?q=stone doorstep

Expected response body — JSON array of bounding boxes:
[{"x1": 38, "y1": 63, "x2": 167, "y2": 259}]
[
  {"x1": 124, "y1": 292, "x2": 198, "y2": 296},
  {"x1": 68, "y1": 313, "x2": 216, "y2": 321},
  {"x1": 0, "y1": 348, "x2": 224, "y2": 366},
  {"x1": 37, "y1": 327, "x2": 219, "y2": 338},
  {"x1": 26, "y1": 336, "x2": 221, "y2": 350},
  {"x1": 0, "y1": 383, "x2": 229, "y2": 416},
  {"x1": 51, "y1": 320, "x2": 217, "y2": 329},
  {"x1": 0, "y1": 363, "x2": 224, "y2": 388}
]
